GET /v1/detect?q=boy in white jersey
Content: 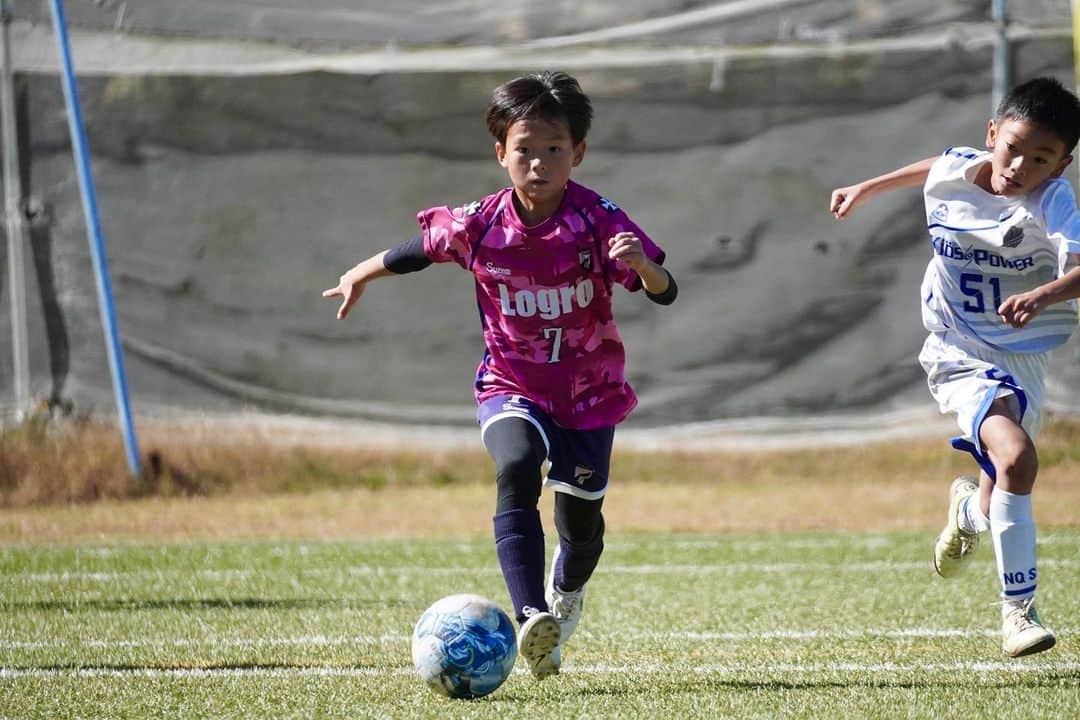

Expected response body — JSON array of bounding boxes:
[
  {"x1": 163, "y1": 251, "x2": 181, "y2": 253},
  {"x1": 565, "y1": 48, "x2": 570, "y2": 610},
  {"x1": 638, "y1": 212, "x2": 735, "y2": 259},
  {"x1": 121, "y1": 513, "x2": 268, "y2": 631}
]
[
  {"x1": 830, "y1": 77, "x2": 1080, "y2": 657},
  {"x1": 323, "y1": 72, "x2": 677, "y2": 678}
]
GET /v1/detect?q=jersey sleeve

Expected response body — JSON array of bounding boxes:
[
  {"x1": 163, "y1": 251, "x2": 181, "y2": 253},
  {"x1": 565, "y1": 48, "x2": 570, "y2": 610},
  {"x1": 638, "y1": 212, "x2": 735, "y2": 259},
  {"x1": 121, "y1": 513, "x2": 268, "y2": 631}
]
[
  {"x1": 926, "y1": 147, "x2": 979, "y2": 190},
  {"x1": 597, "y1": 203, "x2": 666, "y2": 291},
  {"x1": 1038, "y1": 178, "x2": 1080, "y2": 255},
  {"x1": 416, "y1": 203, "x2": 481, "y2": 270}
]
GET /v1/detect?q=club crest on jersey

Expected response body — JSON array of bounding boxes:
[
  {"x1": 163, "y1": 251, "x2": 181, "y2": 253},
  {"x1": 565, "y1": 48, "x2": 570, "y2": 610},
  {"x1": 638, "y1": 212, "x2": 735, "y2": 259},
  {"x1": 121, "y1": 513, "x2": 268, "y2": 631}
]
[
  {"x1": 579, "y1": 248, "x2": 593, "y2": 271},
  {"x1": 598, "y1": 197, "x2": 619, "y2": 213},
  {"x1": 931, "y1": 203, "x2": 949, "y2": 222},
  {"x1": 1002, "y1": 225, "x2": 1024, "y2": 248}
]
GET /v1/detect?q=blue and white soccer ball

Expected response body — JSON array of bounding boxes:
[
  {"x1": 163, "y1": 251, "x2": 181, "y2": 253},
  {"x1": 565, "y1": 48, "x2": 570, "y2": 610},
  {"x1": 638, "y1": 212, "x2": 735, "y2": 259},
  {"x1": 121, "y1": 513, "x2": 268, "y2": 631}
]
[{"x1": 411, "y1": 593, "x2": 517, "y2": 699}]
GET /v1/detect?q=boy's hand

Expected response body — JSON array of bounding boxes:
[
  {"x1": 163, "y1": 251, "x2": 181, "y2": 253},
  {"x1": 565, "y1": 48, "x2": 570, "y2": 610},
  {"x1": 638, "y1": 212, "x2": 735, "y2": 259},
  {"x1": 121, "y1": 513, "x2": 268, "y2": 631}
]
[
  {"x1": 997, "y1": 290, "x2": 1049, "y2": 329},
  {"x1": 829, "y1": 184, "x2": 867, "y2": 219},
  {"x1": 608, "y1": 232, "x2": 648, "y2": 272},
  {"x1": 322, "y1": 270, "x2": 368, "y2": 320}
]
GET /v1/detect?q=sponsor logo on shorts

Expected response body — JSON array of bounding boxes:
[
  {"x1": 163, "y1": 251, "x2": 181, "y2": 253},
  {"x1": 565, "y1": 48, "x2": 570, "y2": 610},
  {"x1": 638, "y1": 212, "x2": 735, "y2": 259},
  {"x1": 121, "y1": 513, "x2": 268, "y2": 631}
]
[
  {"x1": 501, "y1": 396, "x2": 528, "y2": 412},
  {"x1": 573, "y1": 465, "x2": 595, "y2": 484}
]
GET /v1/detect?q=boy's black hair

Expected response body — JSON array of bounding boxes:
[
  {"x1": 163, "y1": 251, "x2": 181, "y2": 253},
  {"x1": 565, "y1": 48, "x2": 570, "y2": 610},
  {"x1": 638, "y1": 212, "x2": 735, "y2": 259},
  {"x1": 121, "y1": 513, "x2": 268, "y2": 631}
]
[
  {"x1": 485, "y1": 71, "x2": 593, "y2": 146},
  {"x1": 995, "y1": 76, "x2": 1080, "y2": 154}
]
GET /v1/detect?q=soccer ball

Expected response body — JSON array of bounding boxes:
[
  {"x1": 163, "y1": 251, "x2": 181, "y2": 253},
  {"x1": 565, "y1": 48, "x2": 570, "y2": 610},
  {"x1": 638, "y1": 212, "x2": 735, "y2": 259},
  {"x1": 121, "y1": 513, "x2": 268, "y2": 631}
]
[{"x1": 411, "y1": 593, "x2": 517, "y2": 699}]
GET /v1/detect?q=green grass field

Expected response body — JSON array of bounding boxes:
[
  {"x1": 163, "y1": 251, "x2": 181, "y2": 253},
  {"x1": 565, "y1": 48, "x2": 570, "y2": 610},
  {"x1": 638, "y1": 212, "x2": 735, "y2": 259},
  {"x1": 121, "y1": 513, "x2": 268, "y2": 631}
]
[{"x1": 3, "y1": 530, "x2": 1078, "y2": 719}]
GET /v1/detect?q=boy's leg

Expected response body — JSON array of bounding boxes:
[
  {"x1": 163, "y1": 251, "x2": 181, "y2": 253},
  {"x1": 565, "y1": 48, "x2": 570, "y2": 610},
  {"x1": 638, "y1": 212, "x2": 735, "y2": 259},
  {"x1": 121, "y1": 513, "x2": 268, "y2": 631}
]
[
  {"x1": 980, "y1": 401, "x2": 1055, "y2": 657},
  {"x1": 480, "y1": 405, "x2": 561, "y2": 678},
  {"x1": 553, "y1": 493, "x2": 605, "y2": 592},
  {"x1": 548, "y1": 492, "x2": 604, "y2": 643},
  {"x1": 920, "y1": 334, "x2": 1054, "y2": 655},
  {"x1": 542, "y1": 425, "x2": 613, "y2": 646},
  {"x1": 485, "y1": 416, "x2": 548, "y2": 622}
]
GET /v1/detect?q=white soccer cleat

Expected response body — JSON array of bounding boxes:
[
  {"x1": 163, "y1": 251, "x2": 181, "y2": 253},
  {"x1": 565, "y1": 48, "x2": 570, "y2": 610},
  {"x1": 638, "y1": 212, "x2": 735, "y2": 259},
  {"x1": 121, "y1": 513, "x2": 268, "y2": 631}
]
[
  {"x1": 546, "y1": 544, "x2": 586, "y2": 644},
  {"x1": 1001, "y1": 599, "x2": 1056, "y2": 658},
  {"x1": 517, "y1": 609, "x2": 560, "y2": 679},
  {"x1": 933, "y1": 476, "x2": 981, "y2": 578}
]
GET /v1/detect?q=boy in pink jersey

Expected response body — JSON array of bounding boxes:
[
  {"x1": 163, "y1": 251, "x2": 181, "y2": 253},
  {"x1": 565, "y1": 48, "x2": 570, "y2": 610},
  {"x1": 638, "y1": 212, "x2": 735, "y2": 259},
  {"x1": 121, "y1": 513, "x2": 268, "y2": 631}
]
[{"x1": 323, "y1": 71, "x2": 676, "y2": 679}]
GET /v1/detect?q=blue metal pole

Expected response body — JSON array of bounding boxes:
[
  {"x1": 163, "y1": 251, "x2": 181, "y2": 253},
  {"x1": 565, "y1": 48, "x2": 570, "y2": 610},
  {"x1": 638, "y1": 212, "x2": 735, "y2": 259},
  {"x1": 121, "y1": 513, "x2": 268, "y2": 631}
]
[
  {"x1": 47, "y1": 0, "x2": 141, "y2": 476},
  {"x1": 991, "y1": 0, "x2": 1009, "y2": 114}
]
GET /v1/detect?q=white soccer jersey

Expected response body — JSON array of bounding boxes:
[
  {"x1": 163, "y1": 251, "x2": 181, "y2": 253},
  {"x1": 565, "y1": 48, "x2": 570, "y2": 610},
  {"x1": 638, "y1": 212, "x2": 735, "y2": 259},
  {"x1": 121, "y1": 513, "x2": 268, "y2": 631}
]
[{"x1": 920, "y1": 147, "x2": 1080, "y2": 353}]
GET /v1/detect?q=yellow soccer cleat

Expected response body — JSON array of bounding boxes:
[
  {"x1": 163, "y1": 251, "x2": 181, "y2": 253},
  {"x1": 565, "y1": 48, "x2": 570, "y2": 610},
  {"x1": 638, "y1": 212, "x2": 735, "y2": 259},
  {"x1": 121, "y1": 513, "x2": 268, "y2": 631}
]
[{"x1": 933, "y1": 476, "x2": 981, "y2": 578}]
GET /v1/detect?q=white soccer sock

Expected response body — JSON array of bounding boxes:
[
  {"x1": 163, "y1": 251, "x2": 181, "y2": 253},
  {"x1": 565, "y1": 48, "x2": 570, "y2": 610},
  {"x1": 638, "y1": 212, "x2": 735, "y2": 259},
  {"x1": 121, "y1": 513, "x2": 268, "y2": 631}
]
[
  {"x1": 958, "y1": 494, "x2": 991, "y2": 534},
  {"x1": 988, "y1": 488, "x2": 1037, "y2": 614}
]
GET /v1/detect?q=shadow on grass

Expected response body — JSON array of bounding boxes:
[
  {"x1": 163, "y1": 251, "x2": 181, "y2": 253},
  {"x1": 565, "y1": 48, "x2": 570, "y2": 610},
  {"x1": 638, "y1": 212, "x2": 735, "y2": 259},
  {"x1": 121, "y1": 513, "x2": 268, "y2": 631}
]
[
  {"x1": 544, "y1": 673, "x2": 1080, "y2": 695},
  {"x1": 493, "y1": 671, "x2": 1080, "y2": 701},
  {"x1": 2, "y1": 597, "x2": 408, "y2": 612}
]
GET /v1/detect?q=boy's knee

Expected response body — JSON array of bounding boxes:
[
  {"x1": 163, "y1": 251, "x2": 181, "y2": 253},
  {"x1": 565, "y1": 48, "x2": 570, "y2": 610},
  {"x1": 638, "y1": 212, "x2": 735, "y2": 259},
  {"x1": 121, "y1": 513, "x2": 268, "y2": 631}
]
[
  {"x1": 494, "y1": 453, "x2": 542, "y2": 510},
  {"x1": 495, "y1": 452, "x2": 540, "y2": 483},
  {"x1": 486, "y1": 418, "x2": 547, "y2": 512},
  {"x1": 994, "y1": 437, "x2": 1038, "y2": 490}
]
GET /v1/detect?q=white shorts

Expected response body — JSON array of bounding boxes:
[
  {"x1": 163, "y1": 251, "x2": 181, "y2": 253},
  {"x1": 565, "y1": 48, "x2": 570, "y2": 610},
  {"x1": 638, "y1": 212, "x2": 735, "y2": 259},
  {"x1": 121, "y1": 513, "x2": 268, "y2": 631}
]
[{"x1": 918, "y1": 331, "x2": 1048, "y2": 478}]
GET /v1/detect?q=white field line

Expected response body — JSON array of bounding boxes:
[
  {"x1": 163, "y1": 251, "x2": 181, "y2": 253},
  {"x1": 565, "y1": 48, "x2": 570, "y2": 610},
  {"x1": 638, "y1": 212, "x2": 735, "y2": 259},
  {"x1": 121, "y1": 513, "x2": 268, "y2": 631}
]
[
  {"x1": 570, "y1": 661, "x2": 1080, "y2": 674},
  {"x1": 624, "y1": 534, "x2": 1080, "y2": 550},
  {"x1": 2, "y1": 627, "x2": 1074, "y2": 651},
  {"x1": 10, "y1": 558, "x2": 1079, "y2": 584},
  {"x1": 3, "y1": 661, "x2": 1079, "y2": 679},
  {"x1": 0, "y1": 634, "x2": 411, "y2": 650}
]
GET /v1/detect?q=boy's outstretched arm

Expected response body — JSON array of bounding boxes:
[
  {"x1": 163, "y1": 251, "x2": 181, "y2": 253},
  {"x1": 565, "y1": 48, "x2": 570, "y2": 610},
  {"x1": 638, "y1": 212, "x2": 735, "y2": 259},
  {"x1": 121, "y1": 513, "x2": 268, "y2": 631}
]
[
  {"x1": 322, "y1": 236, "x2": 432, "y2": 319},
  {"x1": 322, "y1": 250, "x2": 393, "y2": 320},
  {"x1": 998, "y1": 258, "x2": 1080, "y2": 328},
  {"x1": 830, "y1": 157, "x2": 937, "y2": 219}
]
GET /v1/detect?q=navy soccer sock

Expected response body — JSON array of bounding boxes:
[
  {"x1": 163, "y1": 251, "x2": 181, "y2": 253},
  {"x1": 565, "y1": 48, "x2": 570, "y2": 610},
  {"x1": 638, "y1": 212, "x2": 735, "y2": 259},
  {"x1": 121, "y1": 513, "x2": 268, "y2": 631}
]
[{"x1": 493, "y1": 508, "x2": 548, "y2": 624}]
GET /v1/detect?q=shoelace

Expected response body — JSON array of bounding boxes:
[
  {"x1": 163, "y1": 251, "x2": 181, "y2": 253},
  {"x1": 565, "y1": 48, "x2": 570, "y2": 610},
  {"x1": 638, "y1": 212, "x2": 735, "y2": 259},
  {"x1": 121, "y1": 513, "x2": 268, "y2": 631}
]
[
  {"x1": 1010, "y1": 611, "x2": 1038, "y2": 632},
  {"x1": 1000, "y1": 598, "x2": 1040, "y2": 632}
]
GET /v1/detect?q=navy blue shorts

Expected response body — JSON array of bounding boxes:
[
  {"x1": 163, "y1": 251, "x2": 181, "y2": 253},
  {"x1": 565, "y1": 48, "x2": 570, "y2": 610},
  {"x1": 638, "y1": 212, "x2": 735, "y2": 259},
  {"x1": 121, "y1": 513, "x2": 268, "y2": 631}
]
[{"x1": 477, "y1": 395, "x2": 614, "y2": 500}]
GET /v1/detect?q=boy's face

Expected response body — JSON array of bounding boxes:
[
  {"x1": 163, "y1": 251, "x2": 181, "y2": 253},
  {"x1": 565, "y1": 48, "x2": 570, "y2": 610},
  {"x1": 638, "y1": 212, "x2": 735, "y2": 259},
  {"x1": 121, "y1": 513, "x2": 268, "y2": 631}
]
[
  {"x1": 495, "y1": 117, "x2": 586, "y2": 215},
  {"x1": 984, "y1": 117, "x2": 1072, "y2": 196}
]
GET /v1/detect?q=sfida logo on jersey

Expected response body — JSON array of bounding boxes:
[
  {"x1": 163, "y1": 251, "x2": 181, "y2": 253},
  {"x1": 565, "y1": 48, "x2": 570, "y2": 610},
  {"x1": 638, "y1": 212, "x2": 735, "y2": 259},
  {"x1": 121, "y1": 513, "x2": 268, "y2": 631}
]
[{"x1": 498, "y1": 279, "x2": 596, "y2": 320}]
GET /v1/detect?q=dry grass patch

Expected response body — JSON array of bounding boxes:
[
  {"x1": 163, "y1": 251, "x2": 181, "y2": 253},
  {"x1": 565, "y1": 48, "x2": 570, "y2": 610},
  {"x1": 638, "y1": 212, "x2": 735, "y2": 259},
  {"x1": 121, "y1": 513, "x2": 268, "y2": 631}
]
[
  {"x1": 2, "y1": 414, "x2": 1079, "y2": 542},
  {"x1": 0, "y1": 414, "x2": 480, "y2": 507}
]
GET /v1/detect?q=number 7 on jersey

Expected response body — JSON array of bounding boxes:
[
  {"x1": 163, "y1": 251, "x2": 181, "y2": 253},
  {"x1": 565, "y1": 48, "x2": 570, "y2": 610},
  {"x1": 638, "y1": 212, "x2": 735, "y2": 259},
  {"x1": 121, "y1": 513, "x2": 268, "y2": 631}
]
[{"x1": 542, "y1": 327, "x2": 563, "y2": 363}]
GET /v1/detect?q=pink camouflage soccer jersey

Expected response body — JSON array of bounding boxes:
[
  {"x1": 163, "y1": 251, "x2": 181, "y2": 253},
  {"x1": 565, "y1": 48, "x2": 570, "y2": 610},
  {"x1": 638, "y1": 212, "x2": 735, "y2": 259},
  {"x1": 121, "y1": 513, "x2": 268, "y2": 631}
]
[{"x1": 419, "y1": 180, "x2": 666, "y2": 430}]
